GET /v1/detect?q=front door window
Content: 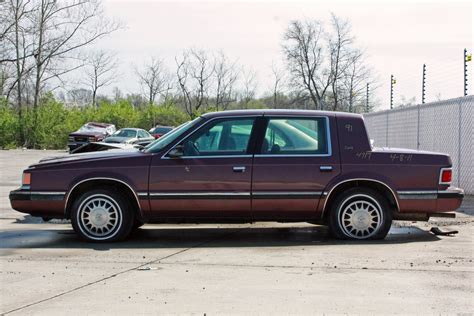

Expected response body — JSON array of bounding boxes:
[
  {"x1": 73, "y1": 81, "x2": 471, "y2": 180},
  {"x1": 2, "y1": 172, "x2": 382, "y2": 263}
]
[{"x1": 182, "y1": 118, "x2": 255, "y2": 156}]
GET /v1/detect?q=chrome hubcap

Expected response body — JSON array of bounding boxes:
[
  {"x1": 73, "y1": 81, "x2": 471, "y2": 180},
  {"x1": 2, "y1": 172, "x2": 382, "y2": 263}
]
[
  {"x1": 79, "y1": 195, "x2": 121, "y2": 238},
  {"x1": 340, "y1": 195, "x2": 382, "y2": 239}
]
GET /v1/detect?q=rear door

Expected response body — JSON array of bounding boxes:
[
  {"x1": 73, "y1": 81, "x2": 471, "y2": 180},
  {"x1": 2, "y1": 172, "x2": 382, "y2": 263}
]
[{"x1": 251, "y1": 115, "x2": 341, "y2": 220}]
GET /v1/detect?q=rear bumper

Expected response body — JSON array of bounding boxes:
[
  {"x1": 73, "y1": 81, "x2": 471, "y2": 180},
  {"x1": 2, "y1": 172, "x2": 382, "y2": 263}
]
[
  {"x1": 9, "y1": 188, "x2": 66, "y2": 218},
  {"x1": 436, "y1": 187, "x2": 464, "y2": 212},
  {"x1": 397, "y1": 187, "x2": 464, "y2": 213}
]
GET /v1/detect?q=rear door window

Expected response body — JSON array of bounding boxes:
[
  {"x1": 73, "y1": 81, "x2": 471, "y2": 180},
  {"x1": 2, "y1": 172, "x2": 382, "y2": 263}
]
[{"x1": 260, "y1": 117, "x2": 329, "y2": 155}]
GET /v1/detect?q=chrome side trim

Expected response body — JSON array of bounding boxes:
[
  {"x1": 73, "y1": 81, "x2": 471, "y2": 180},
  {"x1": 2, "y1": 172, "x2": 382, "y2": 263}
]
[
  {"x1": 65, "y1": 177, "x2": 142, "y2": 215},
  {"x1": 253, "y1": 191, "x2": 323, "y2": 196},
  {"x1": 163, "y1": 155, "x2": 252, "y2": 160},
  {"x1": 322, "y1": 178, "x2": 400, "y2": 216},
  {"x1": 14, "y1": 191, "x2": 66, "y2": 195},
  {"x1": 397, "y1": 190, "x2": 438, "y2": 195},
  {"x1": 397, "y1": 194, "x2": 437, "y2": 200},
  {"x1": 149, "y1": 192, "x2": 250, "y2": 197},
  {"x1": 137, "y1": 192, "x2": 148, "y2": 197},
  {"x1": 254, "y1": 154, "x2": 330, "y2": 158},
  {"x1": 438, "y1": 189, "x2": 464, "y2": 195}
]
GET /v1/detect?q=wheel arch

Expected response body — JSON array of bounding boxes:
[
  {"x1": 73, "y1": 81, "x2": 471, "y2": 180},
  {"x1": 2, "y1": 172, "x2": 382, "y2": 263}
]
[
  {"x1": 322, "y1": 178, "x2": 399, "y2": 220},
  {"x1": 65, "y1": 177, "x2": 142, "y2": 220}
]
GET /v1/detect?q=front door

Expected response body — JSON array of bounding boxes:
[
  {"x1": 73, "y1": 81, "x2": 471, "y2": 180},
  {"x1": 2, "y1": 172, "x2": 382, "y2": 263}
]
[
  {"x1": 148, "y1": 117, "x2": 257, "y2": 219},
  {"x1": 251, "y1": 116, "x2": 341, "y2": 220}
]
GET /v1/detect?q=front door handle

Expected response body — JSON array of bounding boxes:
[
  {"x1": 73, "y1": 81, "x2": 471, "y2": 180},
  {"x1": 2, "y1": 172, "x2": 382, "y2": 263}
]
[
  {"x1": 320, "y1": 166, "x2": 333, "y2": 172},
  {"x1": 233, "y1": 166, "x2": 246, "y2": 173}
]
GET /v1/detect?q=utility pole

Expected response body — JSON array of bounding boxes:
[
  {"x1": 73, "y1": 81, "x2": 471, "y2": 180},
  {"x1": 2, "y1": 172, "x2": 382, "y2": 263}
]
[
  {"x1": 366, "y1": 83, "x2": 369, "y2": 112},
  {"x1": 422, "y1": 64, "x2": 426, "y2": 104},
  {"x1": 390, "y1": 75, "x2": 396, "y2": 109},
  {"x1": 464, "y1": 48, "x2": 472, "y2": 96}
]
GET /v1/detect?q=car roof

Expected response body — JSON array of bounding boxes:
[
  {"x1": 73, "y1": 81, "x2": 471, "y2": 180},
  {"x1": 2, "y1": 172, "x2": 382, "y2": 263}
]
[
  {"x1": 88, "y1": 122, "x2": 115, "y2": 127},
  {"x1": 200, "y1": 109, "x2": 362, "y2": 119}
]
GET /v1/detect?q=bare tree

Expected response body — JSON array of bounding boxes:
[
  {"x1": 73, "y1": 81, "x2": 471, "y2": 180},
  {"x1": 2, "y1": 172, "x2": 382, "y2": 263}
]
[
  {"x1": 83, "y1": 50, "x2": 118, "y2": 107},
  {"x1": 283, "y1": 19, "x2": 331, "y2": 110},
  {"x1": 1, "y1": 0, "x2": 37, "y2": 144},
  {"x1": 328, "y1": 14, "x2": 353, "y2": 111},
  {"x1": 240, "y1": 68, "x2": 257, "y2": 109},
  {"x1": 135, "y1": 57, "x2": 172, "y2": 105},
  {"x1": 341, "y1": 49, "x2": 372, "y2": 113},
  {"x1": 29, "y1": 0, "x2": 121, "y2": 115},
  {"x1": 283, "y1": 15, "x2": 370, "y2": 112},
  {"x1": 176, "y1": 49, "x2": 214, "y2": 117},
  {"x1": 271, "y1": 63, "x2": 286, "y2": 109},
  {"x1": 213, "y1": 51, "x2": 238, "y2": 111}
]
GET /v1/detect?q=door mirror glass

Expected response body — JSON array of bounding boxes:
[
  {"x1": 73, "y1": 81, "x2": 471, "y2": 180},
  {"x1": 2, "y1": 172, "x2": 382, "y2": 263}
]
[{"x1": 168, "y1": 145, "x2": 184, "y2": 158}]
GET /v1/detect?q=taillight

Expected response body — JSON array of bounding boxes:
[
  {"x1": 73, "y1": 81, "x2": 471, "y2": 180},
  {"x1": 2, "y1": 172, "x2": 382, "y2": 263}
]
[
  {"x1": 22, "y1": 172, "x2": 31, "y2": 186},
  {"x1": 439, "y1": 168, "x2": 452, "y2": 185}
]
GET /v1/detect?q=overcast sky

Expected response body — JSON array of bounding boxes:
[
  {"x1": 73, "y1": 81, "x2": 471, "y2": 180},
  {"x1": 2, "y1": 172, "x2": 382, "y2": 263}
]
[{"x1": 92, "y1": 0, "x2": 473, "y2": 110}]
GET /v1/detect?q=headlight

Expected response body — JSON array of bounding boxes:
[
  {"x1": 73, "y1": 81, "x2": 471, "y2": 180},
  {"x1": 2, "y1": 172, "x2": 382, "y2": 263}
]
[
  {"x1": 88, "y1": 136, "x2": 96, "y2": 142},
  {"x1": 68, "y1": 136, "x2": 74, "y2": 141}
]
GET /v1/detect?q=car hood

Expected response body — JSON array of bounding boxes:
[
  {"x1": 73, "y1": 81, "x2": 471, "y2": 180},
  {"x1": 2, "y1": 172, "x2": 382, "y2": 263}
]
[
  {"x1": 104, "y1": 136, "x2": 131, "y2": 143},
  {"x1": 69, "y1": 131, "x2": 105, "y2": 137},
  {"x1": 31, "y1": 147, "x2": 142, "y2": 168}
]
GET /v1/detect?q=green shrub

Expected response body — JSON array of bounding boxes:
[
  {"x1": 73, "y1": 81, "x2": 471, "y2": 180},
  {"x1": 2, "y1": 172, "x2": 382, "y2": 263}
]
[
  {"x1": 2, "y1": 95, "x2": 195, "y2": 149},
  {"x1": 0, "y1": 99, "x2": 19, "y2": 149}
]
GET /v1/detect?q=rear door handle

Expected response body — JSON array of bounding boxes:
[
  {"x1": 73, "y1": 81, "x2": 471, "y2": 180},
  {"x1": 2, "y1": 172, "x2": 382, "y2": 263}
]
[
  {"x1": 320, "y1": 166, "x2": 333, "y2": 172},
  {"x1": 233, "y1": 166, "x2": 246, "y2": 173}
]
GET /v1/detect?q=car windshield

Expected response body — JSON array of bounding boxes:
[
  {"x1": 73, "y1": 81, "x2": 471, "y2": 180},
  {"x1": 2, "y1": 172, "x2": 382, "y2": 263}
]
[
  {"x1": 78, "y1": 124, "x2": 106, "y2": 133},
  {"x1": 144, "y1": 118, "x2": 201, "y2": 153},
  {"x1": 113, "y1": 129, "x2": 137, "y2": 138}
]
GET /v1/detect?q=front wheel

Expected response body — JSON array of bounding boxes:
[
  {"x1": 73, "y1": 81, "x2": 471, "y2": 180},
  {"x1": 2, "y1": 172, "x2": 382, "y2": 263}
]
[
  {"x1": 329, "y1": 188, "x2": 393, "y2": 240},
  {"x1": 71, "y1": 189, "x2": 134, "y2": 242}
]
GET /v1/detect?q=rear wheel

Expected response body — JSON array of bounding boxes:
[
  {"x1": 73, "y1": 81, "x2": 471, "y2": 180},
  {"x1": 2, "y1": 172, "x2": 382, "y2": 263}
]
[
  {"x1": 71, "y1": 189, "x2": 134, "y2": 242},
  {"x1": 329, "y1": 188, "x2": 392, "y2": 240}
]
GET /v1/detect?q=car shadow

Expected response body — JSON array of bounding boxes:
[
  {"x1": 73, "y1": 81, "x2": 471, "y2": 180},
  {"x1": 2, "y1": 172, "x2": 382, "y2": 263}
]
[{"x1": 0, "y1": 224, "x2": 441, "y2": 251}]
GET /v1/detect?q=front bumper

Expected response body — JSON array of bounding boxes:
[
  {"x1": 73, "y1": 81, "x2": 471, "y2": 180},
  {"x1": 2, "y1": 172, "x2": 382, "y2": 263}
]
[
  {"x1": 9, "y1": 188, "x2": 66, "y2": 218},
  {"x1": 68, "y1": 142, "x2": 89, "y2": 151}
]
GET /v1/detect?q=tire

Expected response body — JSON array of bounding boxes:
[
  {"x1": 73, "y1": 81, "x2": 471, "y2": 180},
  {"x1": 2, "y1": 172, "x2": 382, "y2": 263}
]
[
  {"x1": 133, "y1": 219, "x2": 145, "y2": 230},
  {"x1": 71, "y1": 189, "x2": 134, "y2": 242},
  {"x1": 328, "y1": 188, "x2": 392, "y2": 240}
]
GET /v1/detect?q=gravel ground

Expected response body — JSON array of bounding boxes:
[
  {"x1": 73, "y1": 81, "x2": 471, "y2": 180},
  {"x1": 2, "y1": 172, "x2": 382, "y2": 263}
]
[{"x1": 0, "y1": 149, "x2": 473, "y2": 315}]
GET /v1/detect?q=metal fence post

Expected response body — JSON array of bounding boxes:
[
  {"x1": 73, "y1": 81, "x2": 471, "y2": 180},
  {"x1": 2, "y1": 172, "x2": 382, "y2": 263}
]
[
  {"x1": 417, "y1": 104, "x2": 420, "y2": 150},
  {"x1": 458, "y1": 100, "x2": 462, "y2": 187}
]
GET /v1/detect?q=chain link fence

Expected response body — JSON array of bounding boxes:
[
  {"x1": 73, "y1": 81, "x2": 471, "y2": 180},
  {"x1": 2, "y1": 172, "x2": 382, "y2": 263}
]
[{"x1": 364, "y1": 95, "x2": 473, "y2": 194}]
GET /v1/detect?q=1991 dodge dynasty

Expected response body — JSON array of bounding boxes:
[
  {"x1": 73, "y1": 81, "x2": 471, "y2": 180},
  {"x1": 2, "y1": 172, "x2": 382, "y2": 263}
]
[{"x1": 10, "y1": 110, "x2": 464, "y2": 242}]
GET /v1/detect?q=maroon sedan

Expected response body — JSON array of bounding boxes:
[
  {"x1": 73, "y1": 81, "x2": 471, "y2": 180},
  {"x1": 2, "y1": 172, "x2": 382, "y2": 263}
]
[
  {"x1": 149, "y1": 125, "x2": 174, "y2": 139},
  {"x1": 10, "y1": 110, "x2": 464, "y2": 242}
]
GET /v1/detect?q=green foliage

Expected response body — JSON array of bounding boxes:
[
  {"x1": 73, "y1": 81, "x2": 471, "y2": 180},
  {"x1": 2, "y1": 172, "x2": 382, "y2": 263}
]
[
  {"x1": 0, "y1": 98, "x2": 19, "y2": 149},
  {"x1": 2, "y1": 96, "x2": 192, "y2": 150},
  {"x1": 137, "y1": 102, "x2": 188, "y2": 129}
]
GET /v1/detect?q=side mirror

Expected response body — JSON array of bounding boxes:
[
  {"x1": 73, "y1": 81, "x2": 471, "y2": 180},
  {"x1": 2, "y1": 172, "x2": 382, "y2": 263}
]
[{"x1": 167, "y1": 145, "x2": 184, "y2": 158}]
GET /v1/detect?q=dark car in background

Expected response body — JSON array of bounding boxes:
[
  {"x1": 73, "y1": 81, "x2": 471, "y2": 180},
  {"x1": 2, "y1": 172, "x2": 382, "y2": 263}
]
[
  {"x1": 10, "y1": 110, "x2": 463, "y2": 242},
  {"x1": 68, "y1": 122, "x2": 116, "y2": 152},
  {"x1": 149, "y1": 125, "x2": 174, "y2": 139},
  {"x1": 104, "y1": 128, "x2": 155, "y2": 146}
]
